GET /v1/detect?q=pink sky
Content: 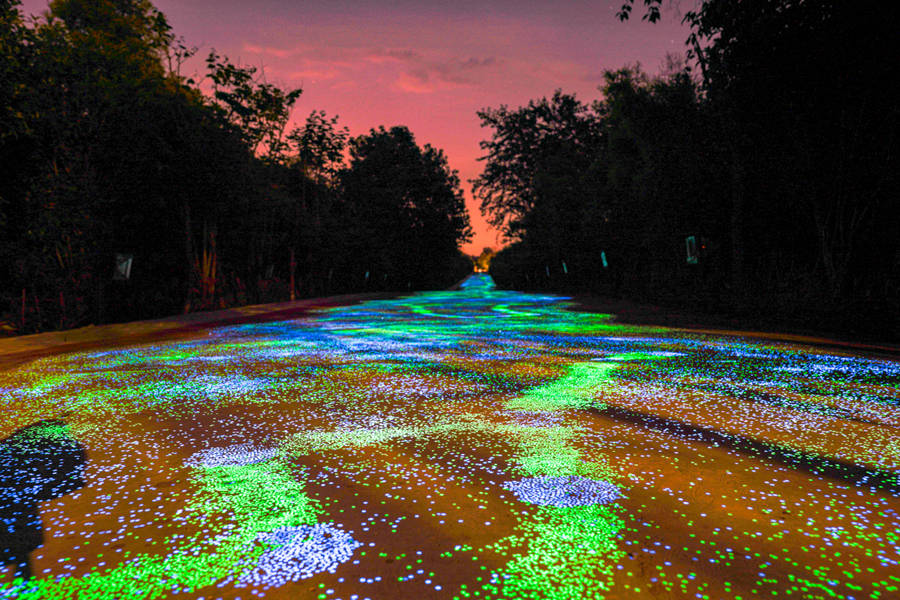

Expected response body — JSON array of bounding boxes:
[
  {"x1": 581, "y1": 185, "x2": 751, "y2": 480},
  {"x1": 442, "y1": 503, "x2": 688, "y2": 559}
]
[{"x1": 21, "y1": 0, "x2": 693, "y2": 254}]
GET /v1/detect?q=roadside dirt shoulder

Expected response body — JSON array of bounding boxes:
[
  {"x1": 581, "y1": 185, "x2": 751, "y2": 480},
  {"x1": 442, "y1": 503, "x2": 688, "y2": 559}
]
[
  {"x1": 570, "y1": 294, "x2": 900, "y2": 358},
  {"x1": 0, "y1": 292, "x2": 402, "y2": 369}
]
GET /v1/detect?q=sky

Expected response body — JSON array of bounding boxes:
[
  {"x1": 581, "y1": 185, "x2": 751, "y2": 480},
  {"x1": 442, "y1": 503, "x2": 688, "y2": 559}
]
[{"x1": 21, "y1": 0, "x2": 694, "y2": 255}]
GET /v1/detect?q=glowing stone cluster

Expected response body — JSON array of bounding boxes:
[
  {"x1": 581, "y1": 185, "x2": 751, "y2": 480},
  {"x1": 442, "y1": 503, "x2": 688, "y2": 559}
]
[
  {"x1": 185, "y1": 444, "x2": 278, "y2": 468},
  {"x1": 502, "y1": 476, "x2": 621, "y2": 507},
  {"x1": 239, "y1": 524, "x2": 362, "y2": 587}
]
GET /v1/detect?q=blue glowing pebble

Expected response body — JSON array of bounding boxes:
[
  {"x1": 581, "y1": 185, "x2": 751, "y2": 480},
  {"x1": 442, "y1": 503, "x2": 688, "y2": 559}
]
[
  {"x1": 0, "y1": 580, "x2": 39, "y2": 599},
  {"x1": 502, "y1": 476, "x2": 621, "y2": 507},
  {"x1": 184, "y1": 444, "x2": 278, "y2": 468},
  {"x1": 238, "y1": 524, "x2": 362, "y2": 588}
]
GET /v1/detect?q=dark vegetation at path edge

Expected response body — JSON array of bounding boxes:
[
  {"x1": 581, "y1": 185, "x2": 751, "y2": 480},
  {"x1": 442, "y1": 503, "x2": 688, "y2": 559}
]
[
  {"x1": 0, "y1": 0, "x2": 473, "y2": 334},
  {"x1": 479, "y1": 0, "x2": 898, "y2": 342}
]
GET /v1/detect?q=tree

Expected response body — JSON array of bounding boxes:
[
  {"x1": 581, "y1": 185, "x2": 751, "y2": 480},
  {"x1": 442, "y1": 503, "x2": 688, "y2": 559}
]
[
  {"x1": 1, "y1": 0, "x2": 272, "y2": 327},
  {"x1": 621, "y1": 1, "x2": 899, "y2": 308},
  {"x1": 472, "y1": 91, "x2": 603, "y2": 242},
  {"x1": 682, "y1": 1, "x2": 898, "y2": 301},
  {"x1": 3, "y1": 0, "x2": 483, "y2": 332},
  {"x1": 287, "y1": 110, "x2": 349, "y2": 186},
  {"x1": 4, "y1": 0, "x2": 191, "y2": 328},
  {"x1": 0, "y1": 0, "x2": 30, "y2": 152},
  {"x1": 282, "y1": 110, "x2": 349, "y2": 299},
  {"x1": 0, "y1": 0, "x2": 35, "y2": 328},
  {"x1": 340, "y1": 126, "x2": 472, "y2": 288},
  {"x1": 205, "y1": 51, "x2": 302, "y2": 162},
  {"x1": 601, "y1": 64, "x2": 728, "y2": 293},
  {"x1": 0, "y1": 0, "x2": 29, "y2": 235},
  {"x1": 474, "y1": 247, "x2": 495, "y2": 272}
]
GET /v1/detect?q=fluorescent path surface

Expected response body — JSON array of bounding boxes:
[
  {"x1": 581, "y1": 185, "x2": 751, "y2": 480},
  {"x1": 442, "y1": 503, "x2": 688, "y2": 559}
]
[{"x1": 2, "y1": 274, "x2": 899, "y2": 599}]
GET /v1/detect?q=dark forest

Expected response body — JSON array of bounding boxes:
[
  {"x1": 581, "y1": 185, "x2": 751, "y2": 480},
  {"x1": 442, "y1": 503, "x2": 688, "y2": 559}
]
[
  {"x1": 482, "y1": 0, "x2": 898, "y2": 340},
  {"x1": 1, "y1": 0, "x2": 473, "y2": 334},
  {"x1": 2, "y1": 0, "x2": 898, "y2": 341}
]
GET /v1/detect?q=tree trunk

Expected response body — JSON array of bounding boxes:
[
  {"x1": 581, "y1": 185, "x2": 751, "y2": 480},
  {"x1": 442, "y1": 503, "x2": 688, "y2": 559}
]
[
  {"x1": 729, "y1": 149, "x2": 746, "y2": 294},
  {"x1": 289, "y1": 247, "x2": 296, "y2": 301},
  {"x1": 183, "y1": 202, "x2": 193, "y2": 313},
  {"x1": 199, "y1": 222, "x2": 218, "y2": 310}
]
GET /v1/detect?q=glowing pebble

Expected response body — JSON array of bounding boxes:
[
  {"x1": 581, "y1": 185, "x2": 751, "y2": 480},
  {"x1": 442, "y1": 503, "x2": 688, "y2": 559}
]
[
  {"x1": 238, "y1": 523, "x2": 362, "y2": 587},
  {"x1": 502, "y1": 476, "x2": 621, "y2": 507},
  {"x1": 185, "y1": 444, "x2": 278, "y2": 468}
]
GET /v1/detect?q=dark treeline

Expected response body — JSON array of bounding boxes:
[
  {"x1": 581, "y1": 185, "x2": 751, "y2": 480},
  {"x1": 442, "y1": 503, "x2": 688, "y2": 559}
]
[
  {"x1": 0, "y1": 0, "x2": 472, "y2": 334},
  {"x1": 479, "y1": 0, "x2": 898, "y2": 340}
]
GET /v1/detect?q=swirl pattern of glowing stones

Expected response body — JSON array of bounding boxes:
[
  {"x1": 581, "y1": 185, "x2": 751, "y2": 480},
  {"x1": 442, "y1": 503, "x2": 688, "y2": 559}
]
[
  {"x1": 185, "y1": 444, "x2": 278, "y2": 468},
  {"x1": 238, "y1": 524, "x2": 362, "y2": 588},
  {"x1": 503, "y1": 476, "x2": 621, "y2": 507}
]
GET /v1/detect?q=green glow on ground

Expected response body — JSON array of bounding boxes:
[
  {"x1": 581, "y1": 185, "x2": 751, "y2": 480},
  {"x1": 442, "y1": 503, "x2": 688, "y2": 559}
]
[
  {"x1": 505, "y1": 362, "x2": 617, "y2": 412},
  {"x1": 454, "y1": 362, "x2": 626, "y2": 599},
  {"x1": 477, "y1": 504, "x2": 625, "y2": 600},
  {"x1": 6, "y1": 460, "x2": 320, "y2": 599},
  {"x1": 2, "y1": 274, "x2": 898, "y2": 599}
]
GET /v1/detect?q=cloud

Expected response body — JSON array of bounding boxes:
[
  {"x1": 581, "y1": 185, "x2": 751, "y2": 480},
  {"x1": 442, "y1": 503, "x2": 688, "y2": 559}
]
[
  {"x1": 328, "y1": 80, "x2": 358, "y2": 91},
  {"x1": 255, "y1": 53, "x2": 358, "y2": 85},
  {"x1": 364, "y1": 48, "x2": 422, "y2": 64},
  {"x1": 395, "y1": 71, "x2": 436, "y2": 94},
  {"x1": 243, "y1": 40, "x2": 501, "y2": 95},
  {"x1": 440, "y1": 56, "x2": 497, "y2": 83},
  {"x1": 289, "y1": 68, "x2": 339, "y2": 81},
  {"x1": 392, "y1": 54, "x2": 499, "y2": 93},
  {"x1": 242, "y1": 43, "x2": 306, "y2": 58}
]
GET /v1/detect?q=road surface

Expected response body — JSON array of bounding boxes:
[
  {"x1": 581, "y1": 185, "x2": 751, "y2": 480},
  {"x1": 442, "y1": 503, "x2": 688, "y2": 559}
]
[{"x1": 2, "y1": 274, "x2": 899, "y2": 599}]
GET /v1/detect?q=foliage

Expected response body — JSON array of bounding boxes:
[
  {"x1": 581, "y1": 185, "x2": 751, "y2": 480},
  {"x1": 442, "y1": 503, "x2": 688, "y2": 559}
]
[
  {"x1": 479, "y1": 0, "x2": 899, "y2": 339},
  {"x1": 683, "y1": 0, "x2": 899, "y2": 300},
  {"x1": 340, "y1": 126, "x2": 473, "y2": 289},
  {"x1": 0, "y1": 0, "x2": 473, "y2": 334},
  {"x1": 287, "y1": 110, "x2": 349, "y2": 185},
  {"x1": 205, "y1": 51, "x2": 302, "y2": 162},
  {"x1": 616, "y1": 0, "x2": 663, "y2": 23},
  {"x1": 473, "y1": 91, "x2": 603, "y2": 241}
]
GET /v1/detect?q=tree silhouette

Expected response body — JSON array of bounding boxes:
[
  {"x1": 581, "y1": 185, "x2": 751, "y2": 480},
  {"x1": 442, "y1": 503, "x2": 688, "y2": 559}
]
[
  {"x1": 472, "y1": 91, "x2": 602, "y2": 242},
  {"x1": 341, "y1": 126, "x2": 473, "y2": 289},
  {"x1": 484, "y1": 0, "x2": 898, "y2": 338}
]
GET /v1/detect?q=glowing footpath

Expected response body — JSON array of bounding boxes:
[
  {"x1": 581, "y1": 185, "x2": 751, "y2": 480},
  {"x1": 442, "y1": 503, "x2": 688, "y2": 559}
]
[{"x1": 1, "y1": 274, "x2": 899, "y2": 599}]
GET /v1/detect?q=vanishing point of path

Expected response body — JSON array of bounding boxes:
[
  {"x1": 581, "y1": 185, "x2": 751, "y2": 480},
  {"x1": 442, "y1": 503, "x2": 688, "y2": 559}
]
[{"x1": 2, "y1": 274, "x2": 899, "y2": 599}]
